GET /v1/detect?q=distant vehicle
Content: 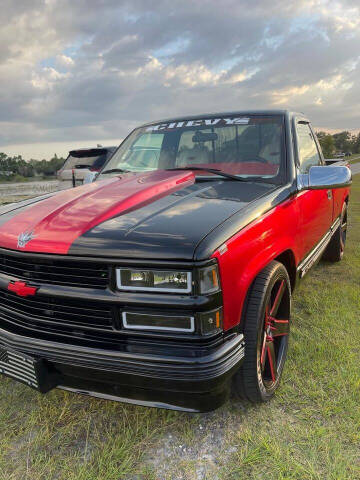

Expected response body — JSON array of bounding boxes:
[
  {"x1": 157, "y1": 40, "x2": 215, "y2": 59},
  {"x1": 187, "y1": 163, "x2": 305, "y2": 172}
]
[
  {"x1": 345, "y1": 152, "x2": 352, "y2": 157},
  {"x1": 334, "y1": 152, "x2": 345, "y2": 158},
  {"x1": 57, "y1": 146, "x2": 117, "y2": 184}
]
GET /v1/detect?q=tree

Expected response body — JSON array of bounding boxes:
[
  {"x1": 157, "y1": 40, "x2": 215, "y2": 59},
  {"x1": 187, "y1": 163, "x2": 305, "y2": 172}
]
[
  {"x1": 316, "y1": 131, "x2": 335, "y2": 158},
  {"x1": 0, "y1": 153, "x2": 66, "y2": 180},
  {"x1": 332, "y1": 131, "x2": 352, "y2": 153},
  {"x1": 352, "y1": 133, "x2": 360, "y2": 154}
]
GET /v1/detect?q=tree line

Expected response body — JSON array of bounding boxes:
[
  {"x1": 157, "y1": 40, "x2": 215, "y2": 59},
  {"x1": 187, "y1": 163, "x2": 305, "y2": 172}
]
[
  {"x1": 316, "y1": 131, "x2": 360, "y2": 158},
  {"x1": 0, "y1": 153, "x2": 65, "y2": 181}
]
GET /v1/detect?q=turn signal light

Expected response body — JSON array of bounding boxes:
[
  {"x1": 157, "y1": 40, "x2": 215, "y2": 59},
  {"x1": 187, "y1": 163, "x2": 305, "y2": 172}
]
[
  {"x1": 199, "y1": 265, "x2": 220, "y2": 294},
  {"x1": 199, "y1": 307, "x2": 223, "y2": 335}
]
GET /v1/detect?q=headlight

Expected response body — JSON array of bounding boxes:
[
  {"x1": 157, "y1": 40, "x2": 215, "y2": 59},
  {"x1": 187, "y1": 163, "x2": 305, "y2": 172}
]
[
  {"x1": 116, "y1": 268, "x2": 192, "y2": 293},
  {"x1": 199, "y1": 264, "x2": 220, "y2": 294}
]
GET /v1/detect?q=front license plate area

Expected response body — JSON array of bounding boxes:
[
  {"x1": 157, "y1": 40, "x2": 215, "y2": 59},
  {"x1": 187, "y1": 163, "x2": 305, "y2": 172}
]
[{"x1": 0, "y1": 347, "x2": 58, "y2": 393}]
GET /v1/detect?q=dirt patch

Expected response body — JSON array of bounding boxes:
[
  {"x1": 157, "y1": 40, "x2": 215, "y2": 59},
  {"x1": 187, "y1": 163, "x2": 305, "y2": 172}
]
[{"x1": 144, "y1": 400, "x2": 247, "y2": 480}]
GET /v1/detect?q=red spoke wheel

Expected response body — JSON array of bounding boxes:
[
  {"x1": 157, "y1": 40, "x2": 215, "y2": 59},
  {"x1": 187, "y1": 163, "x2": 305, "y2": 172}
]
[
  {"x1": 260, "y1": 279, "x2": 290, "y2": 387},
  {"x1": 233, "y1": 261, "x2": 291, "y2": 402}
]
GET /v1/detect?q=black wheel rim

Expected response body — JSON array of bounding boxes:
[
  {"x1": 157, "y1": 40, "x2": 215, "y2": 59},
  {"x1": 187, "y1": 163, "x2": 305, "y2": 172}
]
[{"x1": 259, "y1": 278, "x2": 290, "y2": 388}]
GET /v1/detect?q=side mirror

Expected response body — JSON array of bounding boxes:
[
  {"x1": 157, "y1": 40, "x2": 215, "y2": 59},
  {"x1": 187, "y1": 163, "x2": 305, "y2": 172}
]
[{"x1": 307, "y1": 165, "x2": 352, "y2": 190}]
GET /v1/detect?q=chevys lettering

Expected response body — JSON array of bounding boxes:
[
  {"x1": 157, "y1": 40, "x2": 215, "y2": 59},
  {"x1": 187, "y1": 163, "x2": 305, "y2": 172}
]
[{"x1": 146, "y1": 117, "x2": 250, "y2": 132}]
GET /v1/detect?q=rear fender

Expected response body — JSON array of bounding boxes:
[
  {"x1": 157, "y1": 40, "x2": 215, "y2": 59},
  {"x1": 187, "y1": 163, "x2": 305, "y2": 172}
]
[{"x1": 332, "y1": 186, "x2": 351, "y2": 220}]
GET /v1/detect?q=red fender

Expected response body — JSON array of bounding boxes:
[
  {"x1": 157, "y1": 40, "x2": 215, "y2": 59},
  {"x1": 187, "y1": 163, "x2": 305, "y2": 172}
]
[{"x1": 212, "y1": 196, "x2": 301, "y2": 330}]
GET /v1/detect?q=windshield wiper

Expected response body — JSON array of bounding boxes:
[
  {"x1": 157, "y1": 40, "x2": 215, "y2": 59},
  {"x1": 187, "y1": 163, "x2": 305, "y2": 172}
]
[
  {"x1": 101, "y1": 168, "x2": 132, "y2": 174},
  {"x1": 165, "y1": 167, "x2": 245, "y2": 182}
]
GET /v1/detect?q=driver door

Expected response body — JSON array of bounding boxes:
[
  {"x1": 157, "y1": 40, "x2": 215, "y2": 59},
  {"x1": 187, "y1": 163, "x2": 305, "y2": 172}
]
[{"x1": 295, "y1": 121, "x2": 333, "y2": 259}]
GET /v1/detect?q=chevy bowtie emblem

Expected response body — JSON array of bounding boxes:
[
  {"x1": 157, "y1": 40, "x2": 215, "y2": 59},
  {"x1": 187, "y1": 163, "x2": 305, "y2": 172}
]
[
  {"x1": 8, "y1": 281, "x2": 38, "y2": 297},
  {"x1": 17, "y1": 230, "x2": 36, "y2": 248}
]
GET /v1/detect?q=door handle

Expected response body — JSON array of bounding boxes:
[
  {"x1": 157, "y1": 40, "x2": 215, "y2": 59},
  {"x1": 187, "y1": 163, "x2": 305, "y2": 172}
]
[{"x1": 327, "y1": 189, "x2": 332, "y2": 200}]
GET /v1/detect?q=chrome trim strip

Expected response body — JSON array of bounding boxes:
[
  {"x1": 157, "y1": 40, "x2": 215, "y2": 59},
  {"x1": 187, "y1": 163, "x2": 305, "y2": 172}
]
[
  {"x1": 298, "y1": 217, "x2": 341, "y2": 278},
  {"x1": 58, "y1": 386, "x2": 199, "y2": 412}
]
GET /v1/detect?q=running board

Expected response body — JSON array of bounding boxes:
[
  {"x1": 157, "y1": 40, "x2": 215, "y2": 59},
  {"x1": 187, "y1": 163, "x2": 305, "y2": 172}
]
[{"x1": 297, "y1": 217, "x2": 341, "y2": 278}]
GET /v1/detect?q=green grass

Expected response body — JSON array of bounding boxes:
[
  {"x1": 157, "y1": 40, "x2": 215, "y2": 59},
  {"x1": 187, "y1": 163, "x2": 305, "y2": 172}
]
[{"x1": 0, "y1": 178, "x2": 360, "y2": 479}]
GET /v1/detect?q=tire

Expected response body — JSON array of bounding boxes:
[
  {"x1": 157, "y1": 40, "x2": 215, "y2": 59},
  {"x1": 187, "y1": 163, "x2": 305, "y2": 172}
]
[
  {"x1": 233, "y1": 261, "x2": 291, "y2": 403},
  {"x1": 322, "y1": 202, "x2": 348, "y2": 262}
]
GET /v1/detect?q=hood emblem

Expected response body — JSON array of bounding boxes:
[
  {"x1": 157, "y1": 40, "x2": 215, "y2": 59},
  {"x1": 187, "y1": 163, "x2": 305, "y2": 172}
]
[{"x1": 17, "y1": 230, "x2": 36, "y2": 248}]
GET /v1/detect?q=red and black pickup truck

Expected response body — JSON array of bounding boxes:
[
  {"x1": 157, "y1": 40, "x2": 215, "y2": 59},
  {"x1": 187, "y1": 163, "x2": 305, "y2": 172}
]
[{"x1": 0, "y1": 111, "x2": 351, "y2": 412}]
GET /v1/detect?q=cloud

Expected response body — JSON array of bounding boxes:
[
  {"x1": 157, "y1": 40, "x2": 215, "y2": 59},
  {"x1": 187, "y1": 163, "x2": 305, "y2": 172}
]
[
  {"x1": 0, "y1": 0, "x2": 359, "y2": 157},
  {"x1": 56, "y1": 54, "x2": 75, "y2": 67}
]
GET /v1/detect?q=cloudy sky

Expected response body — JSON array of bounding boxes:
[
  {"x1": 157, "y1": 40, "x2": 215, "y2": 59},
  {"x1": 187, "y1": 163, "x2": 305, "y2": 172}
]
[{"x1": 1, "y1": 0, "x2": 359, "y2": 159}]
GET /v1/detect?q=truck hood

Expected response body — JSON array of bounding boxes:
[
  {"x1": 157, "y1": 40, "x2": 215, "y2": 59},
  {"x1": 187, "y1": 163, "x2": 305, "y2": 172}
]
[{"x1": 0, "y1": 170, "x2": 274, "y2": 260}]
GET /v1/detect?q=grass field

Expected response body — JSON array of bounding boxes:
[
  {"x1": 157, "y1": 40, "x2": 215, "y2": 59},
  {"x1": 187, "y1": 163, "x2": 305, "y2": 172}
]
[{"x1": 0, "y1": 178, "x2": 359, "y2": 480}]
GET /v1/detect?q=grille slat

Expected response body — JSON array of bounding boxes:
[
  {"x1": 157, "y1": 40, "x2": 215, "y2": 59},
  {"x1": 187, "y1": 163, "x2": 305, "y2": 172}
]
[
  {"x1": 0, "y1": 350, "x2": 38, "y2": 388},
  {"x1": 0, "y1": 309, "x2": 117, "y2": 346},
  {"x1": 0, "y1": 305, "x2": 112, "y2": 331},
  {"x1": 1, "y1": 300, "x2": 111, "y2": 326},
  {"x1": 0, "y1": 263, "x2": 106, "y2": 282},
  {"x1": 2, "y1": 256, "x2": 107, "y2": 274},
  {"x1": 0, "y1": 254, "x2": 109, "y2": 289},
  {"x1": 0, "y1": 291, "x2": 112, "y2": 318},
  {"x1": 0, "y1": 290, "x2": 114, "y2": 331}
]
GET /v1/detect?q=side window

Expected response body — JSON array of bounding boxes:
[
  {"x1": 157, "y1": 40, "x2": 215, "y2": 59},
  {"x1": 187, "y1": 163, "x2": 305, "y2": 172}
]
[{"x1": 296, "y1": 122, "x2": 321, "y2": 173}]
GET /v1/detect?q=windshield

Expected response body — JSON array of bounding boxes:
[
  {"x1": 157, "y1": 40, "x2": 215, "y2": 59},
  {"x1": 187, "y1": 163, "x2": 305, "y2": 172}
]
[{"x1": 100, "y1": 115, "x2": 285, "y2": 182}]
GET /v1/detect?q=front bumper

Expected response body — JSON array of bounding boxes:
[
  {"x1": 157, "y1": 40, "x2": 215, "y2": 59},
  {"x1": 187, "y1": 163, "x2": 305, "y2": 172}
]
[{"x1": 0, "y1": 327, "x2": 245, "y2": 412}]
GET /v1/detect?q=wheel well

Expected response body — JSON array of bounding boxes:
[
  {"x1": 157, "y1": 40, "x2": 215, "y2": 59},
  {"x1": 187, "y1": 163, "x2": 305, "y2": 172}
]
[
  {"x1": 274, "y1": 250, "x2": 296, "y2": 291},
  {"x1": 239, "y1": 250, "x2": 297, "y2": 333}
]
